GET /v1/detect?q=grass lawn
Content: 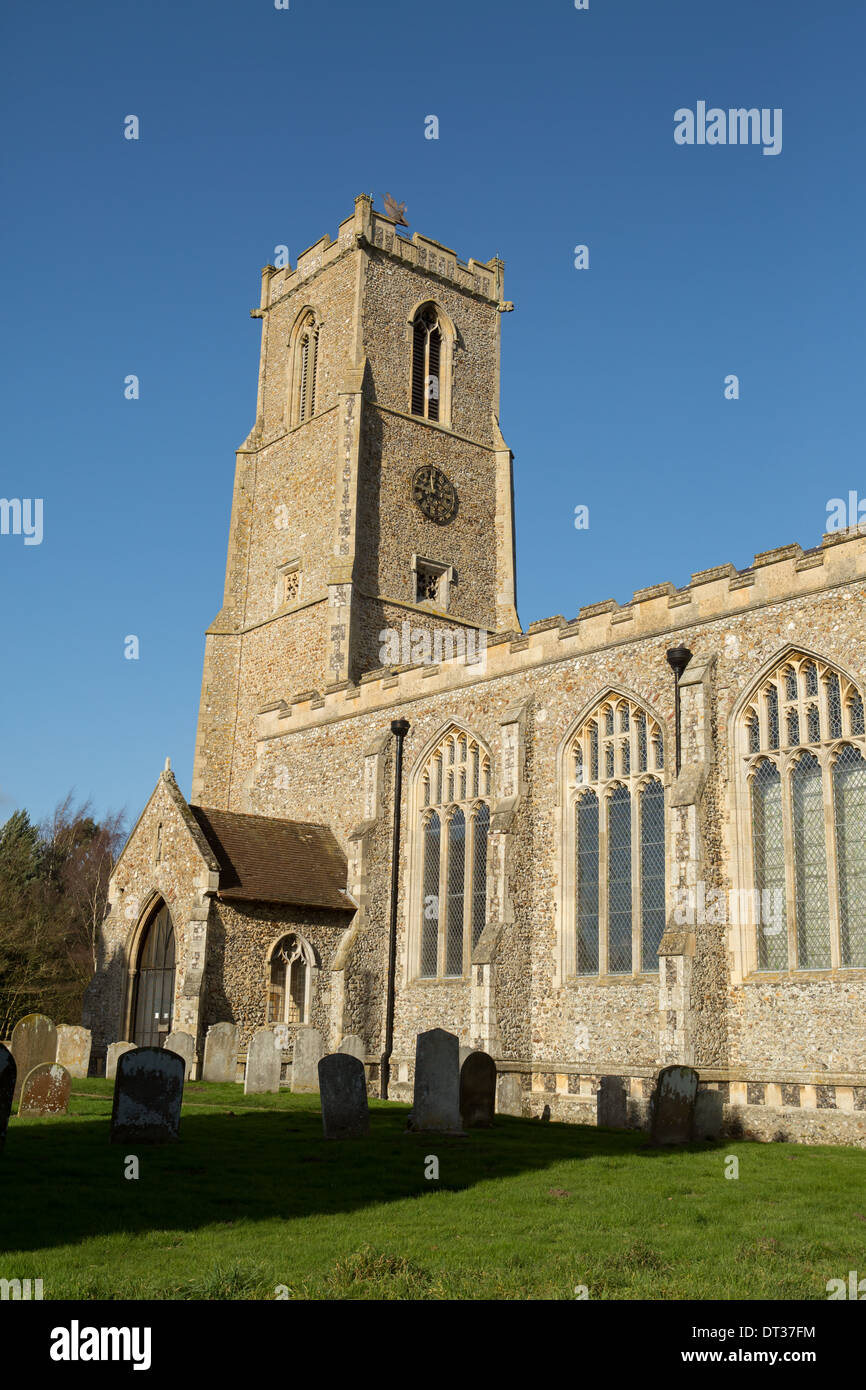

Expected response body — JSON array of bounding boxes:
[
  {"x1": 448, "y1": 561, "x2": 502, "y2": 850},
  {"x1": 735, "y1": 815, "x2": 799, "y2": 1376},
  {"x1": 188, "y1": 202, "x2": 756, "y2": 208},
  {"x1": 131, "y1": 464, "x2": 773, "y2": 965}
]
[{"x1": 1, "y1": 1079, "x2": 863, "y2": 1300}]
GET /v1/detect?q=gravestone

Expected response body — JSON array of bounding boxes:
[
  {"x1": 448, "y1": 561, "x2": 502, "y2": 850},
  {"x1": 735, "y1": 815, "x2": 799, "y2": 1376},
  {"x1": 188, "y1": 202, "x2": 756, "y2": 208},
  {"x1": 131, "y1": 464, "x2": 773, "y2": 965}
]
[
  {"x1": 596, "y1": 1075, "x2": 628, "y2": 1129},
  {"x1": 650, "y1": 1065, "x2": 700, "y2": 1145},
  {"x1": 202, "y1": 1022, "x2": 239, "y2": 1083},
  {"x1": 56, "y1": 1024, "x2": 92, "y2": 1079},
  {"x1": 460, "y1": 1050, "x2": 496, "y2": 1128},
  {"x1": 338, "y1": 1034, "x2": 366, "y2": 1063},
  {"x1": 18, "y1": 1063, "x2": 71, "y2": 1117},
  {"x1": 692, "y1": 1087, "x2": 724, "y2": 1141},
  {"x1": 318, "y1": 1053, "x2": 369, "y2": 1139},
  {"x1": 409, "y1": 1028, "x2": 462, "y2": 1133},
  {"x1": 10, "y1": 1014, "x2": 57, "y2": 1102},
  {"x1": 164, "y1": 1030, "x2": 196, "y2": 1081},
  {"x1": 291, "y1": 1027, "x2": 323, "y2": 1094},
  {"x1": 244, "y1": 1028, "x2": 281, "y2": 1095},
  {"x1": 106, "y1": 1041, "x2": 135, "y2": 1079},
  {"x1": 110, "y1": 1047, "x2": 185, "y2": 1144},
  {"x1": 496, "y1": 1072, "x2": 524, "y2": 1117},
  {"x1": 0, "y1": 1044, "x2": 16, "y2": 1152}
]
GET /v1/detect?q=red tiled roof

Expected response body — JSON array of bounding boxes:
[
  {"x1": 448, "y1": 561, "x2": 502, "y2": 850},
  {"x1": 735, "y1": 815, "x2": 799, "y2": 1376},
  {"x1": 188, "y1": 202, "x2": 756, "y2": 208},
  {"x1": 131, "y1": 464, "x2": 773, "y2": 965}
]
[{"x1": 189, "y1": 805, "x2": 355, "y2": 911}]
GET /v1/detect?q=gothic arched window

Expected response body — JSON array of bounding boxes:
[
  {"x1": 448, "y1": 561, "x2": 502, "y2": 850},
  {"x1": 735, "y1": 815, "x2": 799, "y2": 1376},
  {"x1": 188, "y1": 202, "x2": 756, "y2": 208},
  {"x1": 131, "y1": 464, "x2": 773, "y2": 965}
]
[
  {"x1": 741, "y1": 652, "x2": 866, "y2": 970},
  {"x1": 290, "y1": 310, "x2": 319, "y2": 426},
  {"x1": 417, "y1": 728, "x2": 491, "y2": 978},
  {"x1": 568, "y1": 695, "x2": 666, "y2": 976},
  {"x1": 267, "y1": 933, "x2": 314, "y2": 1024},
  {"x1": 411, "y1": 304, "x2": 451, "y2": 423}
]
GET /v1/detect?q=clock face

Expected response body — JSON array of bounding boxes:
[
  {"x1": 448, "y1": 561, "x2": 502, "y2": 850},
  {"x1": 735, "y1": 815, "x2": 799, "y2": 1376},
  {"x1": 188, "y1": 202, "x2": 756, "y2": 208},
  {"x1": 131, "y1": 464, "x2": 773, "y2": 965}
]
[{"x1": 411, "y1": 465, "x2": 458, "y2": 525}]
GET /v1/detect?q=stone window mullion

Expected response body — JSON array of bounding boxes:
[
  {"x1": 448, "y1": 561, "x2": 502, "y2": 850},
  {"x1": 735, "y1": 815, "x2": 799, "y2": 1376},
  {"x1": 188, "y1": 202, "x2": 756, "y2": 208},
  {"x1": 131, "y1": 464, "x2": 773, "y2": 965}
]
[
  {"x1": 779, "y1": 757, "x2": 799, "y2": 969},
  {"x1": 823, "y1": 749, "x2": 843, "y2": 969},
  {"x1": 630, "y1": 786, "x2": 641, "y2": 976},
  {"x1": 462, "y1": 808, "x2": 475, "y2": 976},
  {"x1": 599, "y1": 790, "x2": 610, "y2": 975}
]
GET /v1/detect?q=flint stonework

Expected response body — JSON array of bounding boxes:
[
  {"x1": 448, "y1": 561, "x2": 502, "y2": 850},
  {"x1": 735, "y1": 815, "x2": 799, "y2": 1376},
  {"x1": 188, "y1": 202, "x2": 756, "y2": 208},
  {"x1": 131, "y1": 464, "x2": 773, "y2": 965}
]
[
  {"x1": 18, "y1": 1063, "x2": 72, "y2": 1117},
  {"x1": 244, "y1": 1028, "x2": 281, "y2": 1094},
  {"x1": 318, "y1": 1053, "x2": 370, "y2": 1139},
  {"x1": 291, "y1": 1028, "x2": 323, "y2": 1093},
  {"x1": 110, "y1": 1047, "x2": 185, "y2": 1143},
  {"x1": 55, "y1": 1025, "x2": 92, "y2": 1079},
  {"x1": 202, "y1": 1022, "x2": 239, "y2": 1083},
  {"x1": 409, "y1": 1028, "x2": 462, "y2": 1133},
  {"x1": 165, "y1": 1030, "x2": 196, "y2": 1080},
  {"x1": 0, "y1": 1045, "x2": 17, "y2": 1151},
  {"x1": 651, "y1": 1065, "x2": 699, "y2": 1144},
  {"x1": 10, "y1": 1014, "x2": 57, "y2": 1102},
  {"x1": 460, "y1": 1050, "x2": 496, "y2": 1128}
]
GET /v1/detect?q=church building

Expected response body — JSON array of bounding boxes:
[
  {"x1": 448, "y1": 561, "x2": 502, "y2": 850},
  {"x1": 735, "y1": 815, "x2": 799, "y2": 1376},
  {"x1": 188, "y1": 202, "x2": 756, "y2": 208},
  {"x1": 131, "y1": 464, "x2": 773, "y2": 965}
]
[{"x1": 84, "y1": 195, "x2": 866, "y2": 1144}]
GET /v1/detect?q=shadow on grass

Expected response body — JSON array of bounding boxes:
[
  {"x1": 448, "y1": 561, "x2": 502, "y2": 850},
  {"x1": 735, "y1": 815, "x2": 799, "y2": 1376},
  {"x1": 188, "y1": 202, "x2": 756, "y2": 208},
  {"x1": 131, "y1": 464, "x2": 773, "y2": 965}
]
[{"x1": 2, "y1": 1096, "x2": 722, "y2": 1256}]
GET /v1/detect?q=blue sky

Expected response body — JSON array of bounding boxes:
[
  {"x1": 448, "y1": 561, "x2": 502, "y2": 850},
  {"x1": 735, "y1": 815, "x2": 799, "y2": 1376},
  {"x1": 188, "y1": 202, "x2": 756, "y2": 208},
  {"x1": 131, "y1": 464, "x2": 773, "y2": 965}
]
[{"x1": 1, "y1": 0, "x2": 863, "y2": 828}]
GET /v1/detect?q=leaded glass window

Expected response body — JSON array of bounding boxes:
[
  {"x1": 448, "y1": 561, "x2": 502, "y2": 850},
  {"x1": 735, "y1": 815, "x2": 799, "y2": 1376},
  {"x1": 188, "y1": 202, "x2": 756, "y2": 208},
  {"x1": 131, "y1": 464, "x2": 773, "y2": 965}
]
[
  {"x1": 569, "y1": 696, "x2": 665, "y2": 976},
  {"x1": 743, "y1": 652, "x2": 866, "y2": 972},
  {"x1": 416, "y1": 728, "x2": 490, "y2": 979}
]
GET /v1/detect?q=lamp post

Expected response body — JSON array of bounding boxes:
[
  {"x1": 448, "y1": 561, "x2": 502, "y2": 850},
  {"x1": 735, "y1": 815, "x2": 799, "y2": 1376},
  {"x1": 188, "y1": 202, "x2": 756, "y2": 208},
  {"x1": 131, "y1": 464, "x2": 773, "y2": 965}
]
[
  {"x1": 666, "y1": 646, "x2": 693, "y2": 775},
  {"x1": 380, "y1": 718, "x2": 410, "y2": 1099}
]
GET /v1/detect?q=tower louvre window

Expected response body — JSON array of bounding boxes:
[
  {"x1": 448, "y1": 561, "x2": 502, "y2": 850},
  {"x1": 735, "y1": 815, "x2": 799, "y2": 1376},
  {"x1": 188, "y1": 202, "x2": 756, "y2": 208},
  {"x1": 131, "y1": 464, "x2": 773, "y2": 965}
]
[
  {"x1": 411, "y1": 305, "x2": 444, "y2": 422},
  {"x1": 291, "y1": 310, "x2": 319, "y2": 426}
]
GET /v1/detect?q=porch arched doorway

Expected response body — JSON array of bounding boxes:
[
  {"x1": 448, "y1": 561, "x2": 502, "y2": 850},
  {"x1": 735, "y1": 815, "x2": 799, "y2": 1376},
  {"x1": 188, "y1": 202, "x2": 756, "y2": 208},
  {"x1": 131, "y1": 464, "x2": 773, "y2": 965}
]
[{"x1": 131, "y1": 901, "x2": 176, "y2": 1048}]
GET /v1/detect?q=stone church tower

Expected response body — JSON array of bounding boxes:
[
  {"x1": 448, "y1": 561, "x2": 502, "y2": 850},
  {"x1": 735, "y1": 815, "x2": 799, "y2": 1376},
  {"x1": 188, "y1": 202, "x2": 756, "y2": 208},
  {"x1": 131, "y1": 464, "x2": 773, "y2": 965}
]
[
  {"x1": 86, "y1": 196, "x2": 866, "y2": 1146},
  {"x1": 192, "y1": 193, "x2": 519, "y2": 813}
]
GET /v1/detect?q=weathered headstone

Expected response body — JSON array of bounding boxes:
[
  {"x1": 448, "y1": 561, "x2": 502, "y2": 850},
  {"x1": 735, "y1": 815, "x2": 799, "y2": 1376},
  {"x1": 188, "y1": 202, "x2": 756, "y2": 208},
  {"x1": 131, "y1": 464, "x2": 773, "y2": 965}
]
[
  {"x1": 0, "y1": 1044, "x2": 17, "y2": 1152},
  {"x1": 291, "y1": 1027, "x2": 323, "y2": 1094},
  {"x1": 496, "y1": 1072, "x2": 524, "y2": 1117},
  {"x1": 110, "y1": 1047, "x2": 184, "y2": 1144},
  {"x1": 650, "y1": 1065, "x2": 699, "y2": 1145},
  {"x1": 10, "y1": 1014, "x2": 57, "y2": 1102},
  {"x1": 165, "y1": 1030, "x2": 196, "y2": 1080},
  {"x1": 318, "y1": 1053, "x2": 369, "y2": 1139},
  {"x1": 338, "y1": 1034, "x2": 366, "y2": 1063},
  {"x1": 18, "y1": 1063, "x2": 71, "y2": 1117},
  {"x1": 56, "y1": 1024, "x2": 92, "y2": 1079},
  {"x1": 272, "y1": 1022, "x2": 290, "y2": 1052},
  {"x1": 460, "y1": 1050, "x2": 496, "y2": 1129},
  {"x1": 106, "y1": 1041, "x2": 135, "y2": 1080},
  {"x1": 692, "y1": 1087, "x2": 724, "y2": 1141},
  {"x1": 409, "y1": 1028, "x2": 462, "y2": 1133},
  {"x1": 596, "y1": 1075, "x2": 628, "y2": 1129},
  {"x1": 202, "y1": 1022, "x2": 239, "y2": 1083},
  {"x1": 244, "y1": 1028, "x2": 281, "y2": 1095}
]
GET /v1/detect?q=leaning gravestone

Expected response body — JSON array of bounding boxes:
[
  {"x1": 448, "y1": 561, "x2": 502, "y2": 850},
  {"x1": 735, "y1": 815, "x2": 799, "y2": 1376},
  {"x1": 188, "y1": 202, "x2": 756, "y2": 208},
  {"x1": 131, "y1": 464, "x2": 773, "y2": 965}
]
[
  {"x1": 460, "y1": 1050, "x2": 496, "y2": 1129},
  {"x1": 18, "y1": 1063, "x2": 72, "y2": 1117},
  {"x1": 164, "y1": 1030, "x2": 196, "y2": 1081},
  {"x1": 202, "y1": 1022, "x2": 239, "y2": 1083},
  {"x1": 409, "y1": 1028, "x2": 462, "y2": 1133},
  {"x1": 692, "y1": 1087, "x2": 724, "y2": 1141},
  {"x1": 110, "y1": 1047, "x2": 185, "y2": 1144},
  {"x1": 106, "y1": 1041, "x2": 135, "y2": 1080},
  {"x1": 496, "y1": 1072, "x2": 523, "y2": 1117},
  {"x1": 650, "y1": 1065, "x2": 700, "y2": 1145},
  {"x1": 56, "y1": 1024, "x2": 92, "y2": 1079},
  {"x1": 318, "y1": 1053, "x2": 370, "y2": 1139},
  {"x1": 10, "y1": 1014, "x2": 57, "y2": 1102},
  {"x1": 244, "y1": 1028, "x2": 281, "y2": 1095},
  {"x1": 597, "y1": 1075, "x2": 628, "y2": 1129},
  {"x1": 338, "y1": 1034, "x2": 366, "y2": 1063},
  {"x1": 0, "y1": 1044, "x2": 17, "y2": 1152},
  {"x1": 291, "y1": 1027, "x2": 323, "y2": 1094}
]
